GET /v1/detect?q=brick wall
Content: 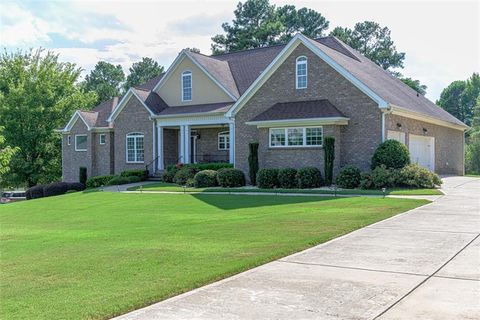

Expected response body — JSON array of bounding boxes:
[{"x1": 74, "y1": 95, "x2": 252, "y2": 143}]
[
  {"x1": 234, "y1": 43, "x2": 382, "y2": 181},
  {"x1": 386, "y1": 114, "x2": 464, "y2": 175},
  {"x1": 62, "y1": 119, "x2": 91, "y2": 182}
]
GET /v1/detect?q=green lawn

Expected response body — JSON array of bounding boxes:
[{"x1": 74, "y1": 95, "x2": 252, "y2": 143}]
[
  {"x1": 0, "y1": 192, "x2": 428, "y2": 320},
  {"x1": 129, "y1": 182, "x2": 443, "y2": 195}
]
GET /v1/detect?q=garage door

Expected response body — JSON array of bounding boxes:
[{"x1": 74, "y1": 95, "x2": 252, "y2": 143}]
[{"x1": 409, "y1": 134, "x2": 435, "y2": 171}]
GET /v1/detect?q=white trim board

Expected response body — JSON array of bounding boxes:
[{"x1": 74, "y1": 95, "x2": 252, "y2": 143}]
[
  {"x1": 226, "y1": 33, "x2": 388, "y2": 117},
  {"x1": 246, "y1": 117, "x2": 349, "y2": 128},
  {"x1": 390, "y1": 105, "x2": 469, "y2": 131},
  {"x1": 63, "y1": 111, "x2": 92, "y2": 132}
]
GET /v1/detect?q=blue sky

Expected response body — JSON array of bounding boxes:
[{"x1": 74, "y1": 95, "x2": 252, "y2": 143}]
[{"x1": 1, "y1": 0, "x2": 478, "y2": 101}]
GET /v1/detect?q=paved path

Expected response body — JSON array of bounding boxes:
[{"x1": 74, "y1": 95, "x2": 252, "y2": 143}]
[{"x1": 114, "y1": 176, "x2": 480, "y2": 320}]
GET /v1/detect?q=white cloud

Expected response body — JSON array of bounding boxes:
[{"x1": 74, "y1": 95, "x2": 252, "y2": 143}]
[{"x1": 1, "y1": 0, "x2": 478, "y2": 101}]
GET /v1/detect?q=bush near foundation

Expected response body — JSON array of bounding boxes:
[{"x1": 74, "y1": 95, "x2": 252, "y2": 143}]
[
  {"x1": 336, "y1": 165, "x2": 361, "y2": 189},
  {"x1": 194, "y1": 170, "x2": 218, "y2": 188},
  {"x1": 371, "y1": 139, "x2": 410, "y2": 169},
  {"x1": 278, "y1": 168, "x2": 298, "y2": 189},
  {"x1": 257, "y1": 168, "x2": 279, "y2": 188},
  {"x1": 217, "y1": 168, "x2": 245, "y2": 187},
  {"x1": 297, "y1": 167, "x2": 323, "y2": 188}
]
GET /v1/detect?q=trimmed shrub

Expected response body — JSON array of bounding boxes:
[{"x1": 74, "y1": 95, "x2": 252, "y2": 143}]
[
  {"x1": 79, "y1": 167, "x2": 87, "y2": 185},
  {"x1": 25, "y1": 185, "x2": 45, "y2": 200},
  {"x1": 257, "y1": 168, "x2": 279, "y2": 189},
  {"x1": 43, "y1": 182, "x2": 69, "y2": 197},
  {"x1": 86, "y1": 175, "x2": 117, "y2": 188},
  {"x1": 324, "y1": 136, "x2": 335, "y2": 185},
  {"x1": 278, "y1": 168, "x2": 298, "y2": 189},
  {"x1": 398, "y1": 164, "x2": 442, "y2": 188},
  {"x1": 126, "y1": 176, "x2": 142, "y2": 183},
  {"x1": 120, "y1": 169, "x2": 148, "y2": 180},
  {"x1": 371, "y1": 165, "x2": 396, "y2": 188},
  {"x1": 336, "y1": 165, "x2": 361, "y2": 189},
  {"x1": 174, "y1": 167, "x2": 198, "y2": 185},
  {"x1": 248, "y1": 142, "x2": 259, "y2": 185},
  {"x1": 297, "y1": 167, "x2": 323, "y2": 188},
  {"x1": 217, "y1": 168, "x2": 245, "y2": 187},
  {"x1": 194, "y1": 170, "x2": 218, "y2": 188},
  {"x1": 371, "y1": 139, "x2": 410, "y2": 169},
  {"x1": 360, "y1": 172, "x2": 374, "y2": 189},
  {"x1": 106, "y1": 176, "x2": 130, "y2": 186},
  {"x1": 186, "y1": 178, "x2": 195, "y2": 188},
  {"x1": 67, "y1": 182, "x2": 85, "y2": 191},
  {"x1": 162, "y1": 169, "x2": 176, "y2": 183}
]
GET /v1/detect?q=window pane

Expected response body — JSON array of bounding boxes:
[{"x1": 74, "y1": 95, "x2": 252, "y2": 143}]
[
  {"x1": 270, "y1": 129, "x2": 285, "y2": 146},
  {"x1": 306, "y1": 127, "x2": 323, "y2": 146},
  {"x1": 287, "y1": 128, "x2": 303, "y2": 146},
  {"x1": 136, "y1": 137, "x2": 144, "y2": 162},
  {"x1": 76, "y1": 135, "x2": 87, "y2": 150},
  {"x1": 297, "y1": 75, "x2": 307, "y2": 88},
  {"x1": 182, "y1": 73, "x2": 192, "y2": 100}
]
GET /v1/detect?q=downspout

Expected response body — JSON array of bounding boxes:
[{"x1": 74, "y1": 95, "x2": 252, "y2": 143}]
[{"x1": 380, "y1": 106, "x2": 393, "y2": 142}]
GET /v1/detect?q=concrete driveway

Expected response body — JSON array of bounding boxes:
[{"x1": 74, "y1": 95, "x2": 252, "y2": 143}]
[{"x1": 114, "y1": 176, "x2": 480, "y2": 320}]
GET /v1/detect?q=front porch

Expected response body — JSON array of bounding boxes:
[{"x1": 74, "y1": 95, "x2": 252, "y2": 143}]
[{"x1": 148, "y1": 119, "x2": 235, "y2": 175}]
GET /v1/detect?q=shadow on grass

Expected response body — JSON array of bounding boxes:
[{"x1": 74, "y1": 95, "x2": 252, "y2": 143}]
[{"x1": 190, "y1": 193, "x2": 337, "y2": 210}]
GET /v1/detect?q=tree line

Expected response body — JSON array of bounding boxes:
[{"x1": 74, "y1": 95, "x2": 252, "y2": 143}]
[{"x1": 0, "y1": 0, "x2": 478, "y2": 188}]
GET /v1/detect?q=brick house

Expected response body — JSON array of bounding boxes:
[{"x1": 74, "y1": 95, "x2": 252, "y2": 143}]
[{"x1": 60, "y1": 34, "x2": 468, "y2": 182}]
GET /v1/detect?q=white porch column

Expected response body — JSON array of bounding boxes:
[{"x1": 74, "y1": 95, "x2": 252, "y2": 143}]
[
  {"x1": 179, "y1": 125, "x2": 191, "y2": 164},
  {"x1": 184, "y1": 125, "x2": 191, "y2": 164},
  {"x1": 157, "y1": 125, "x2": 164, "y2": 171},
  {"x1": 229, "y1": 122, "x2": 235, "y2": 165}
]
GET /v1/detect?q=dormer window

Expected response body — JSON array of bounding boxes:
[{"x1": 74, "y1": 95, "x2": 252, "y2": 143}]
[
  {"x1": 296, "y1": 56, "x2": 307, "y2": 89},
  {"x1": 182, "y1": 71, "x2": 192, "y2": 101}
]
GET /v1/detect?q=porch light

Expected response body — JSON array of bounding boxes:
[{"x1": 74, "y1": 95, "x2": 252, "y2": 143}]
[
  {"x1": 396, "y1": 123, "x2": 402, "y2": 129},
  {"x1": 423, "y1": 128, "x2": 428, "y2": 134}
]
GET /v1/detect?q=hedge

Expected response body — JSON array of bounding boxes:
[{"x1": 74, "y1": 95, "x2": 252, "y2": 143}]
[
  {"x1": 257, "y1": 168, "x2": 279, "y2": 189},
  {"x1": 194, "y1": 170, "x2": 218, "y2": 188},
  {"x1": 26, "y1": 182, "x2": 85, "y2": 200},
  {"x1": 165, "y1": 162, "x2": 232, "y2": 172},
  {"x1": 174, "y1": 167, "x2": 198, "y2": 185},
  {"x1": 297, "y1": 167, "x2": 323, "y2": 188},
  {"x1": 278, "y1": 168, "x2": 298, "y2": 189},
  {"x1": 86, "y1": 175, "x2": 117, "y2": 188},
  {"x1": 336, "y1": 165, "x2": 361, "y2": 189},
  {"x1": 120, "y1": 169, "x2": 148, "y2": 180}
]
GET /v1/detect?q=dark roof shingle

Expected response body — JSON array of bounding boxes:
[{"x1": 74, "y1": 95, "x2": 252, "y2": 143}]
[
  {"x1": 250, "y1": 100, "x2": 346, "y2": 122},
  {"x1": 158, "y1": 102, "x2": 233, "y2": 116}
]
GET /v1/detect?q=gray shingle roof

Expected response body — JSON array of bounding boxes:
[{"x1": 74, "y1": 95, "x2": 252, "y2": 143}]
[
  {"x1": 157, "y1": 102, "x2": 233, "y2": 116},
  {"x1": 78, "y1": 97, "x2": 118, "y2": 128},
  {"x1": 132, "y1": 88, "x2": 169, "y2": 114},
  {"x1": 250, "y1": 100, "x2": 346, "y2": 122}
]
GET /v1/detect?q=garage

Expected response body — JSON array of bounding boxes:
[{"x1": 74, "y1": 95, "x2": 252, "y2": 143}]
[{"x1": 409, "y1": 134, "x2": 435, "y2": 171}]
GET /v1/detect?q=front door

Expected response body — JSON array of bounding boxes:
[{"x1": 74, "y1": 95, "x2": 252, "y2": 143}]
[{"x1": 190, "y1": 136, "x2": 197, "y2": 163}]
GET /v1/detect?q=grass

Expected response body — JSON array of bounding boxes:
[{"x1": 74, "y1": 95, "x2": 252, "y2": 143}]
[
  {"x1": 128, "y1": 182, "x2": 443, "y2": 195},
  {"x1": 0, "y1": 192, "x2": 428, "y2": 320}
]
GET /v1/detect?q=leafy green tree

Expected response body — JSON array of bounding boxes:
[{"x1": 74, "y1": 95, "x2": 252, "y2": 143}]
[
  {"x1": 466, "y1": 96, "x2": 480, "y2": 174},
  {"x1": 0, "y1": 126, "x2": 17, "y2": 178},
  {"x1": 437, "y1": 80, "x2": 469, "y2": 124},
  {"x1": 330, "y1": 21, "x2": 405, "y2": 71},
  {"x1": 0, "y1": 49, "x2": 97, "y2": 187},
  {"x1": 123, "y1": 57, "x2": 164, "y2": 91},
  {"x1": 400, "y1": 77, "x2": 427, "y2": 95},
  {"x1": 276, "y1": 5, "x2": 329, "y2": 42},
  {"x1": 83, "y1": 61, "x2": 124, "y2": 104},
  {"x1": 211, "y1": 0, "x2": 329, "y2": 54}
]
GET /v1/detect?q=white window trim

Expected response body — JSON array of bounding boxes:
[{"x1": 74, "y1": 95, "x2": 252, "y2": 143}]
[
  {"x1": 126, "y1": 132, "x2": 145, "y2": 163},
  {"x1": 269, "y1": 126, "x2": 323, "y2": 148},
  {"x1": 218, "y1": 131, "x2": 230, "y2": 150},
  {"x1": 296, "y1": 56, "x2": 308, "y2": 89},
  {"x1": 75, "y1": 134, "x2": 87, "y2": 151},
  {"x1": 181, "y1": 70, "x2": 192, "y2": 102},
  {"x1": 67, "y1": 135, "x2": 71, "y2": 146},
  {"x1": 99, "y1": 133, "x2": 106, "y2": 145}
]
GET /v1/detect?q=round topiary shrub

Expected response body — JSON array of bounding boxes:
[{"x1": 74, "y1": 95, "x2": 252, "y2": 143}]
[
  {"x1": 194, "y1": 170, "x2": 218, "y2": 188},
  {"x1": 296, "y1": 167, "x2": 323, "y2": 189},
  {"x1": 217, "y1": 168, "x2": 245, "y2": 187},
  {"x1": 336, "y1": 165, "x2": 362, "y2": 189},
  {"x1": 278, "y1": 168, "x2": 298, "y2": 189},
  {"x1": 371, "y1": 139, "x2": 410, "y2": 169},
  {"x1": 174, "y1": 167, "x2": 197, "y2": 185},
  {"x1": 257, "y1": 168, "x2": 279, "y2": 188}
]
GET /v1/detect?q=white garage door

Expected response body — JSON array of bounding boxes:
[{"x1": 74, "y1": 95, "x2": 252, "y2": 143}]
[{"x1": 409, "y1": 134, "x2": 435, "y2": 171}]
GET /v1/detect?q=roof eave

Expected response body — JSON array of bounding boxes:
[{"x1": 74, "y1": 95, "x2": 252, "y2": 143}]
[{"x1": 246, "y1": 117, "x2": 350, "y2": 128}]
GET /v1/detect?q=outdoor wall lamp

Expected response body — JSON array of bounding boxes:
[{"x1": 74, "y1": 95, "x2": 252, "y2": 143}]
[
  {"x1": 396, "y1": 123, "x2": 402, "y2": 129},
  {"x1": 423, "y1": 128, "x2": 428, "y2": 134}
]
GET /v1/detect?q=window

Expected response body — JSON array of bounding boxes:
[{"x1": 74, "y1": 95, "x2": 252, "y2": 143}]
[
  {"x1": 99, "y1": 134, "x2": 106, "y2": 145},
  {"x1": 67, "y1": 135, "x2": 71, "y2": 145},
  {"x1": 218, "y1": 131, "x2": 230, "y2": 150},
  {"x1": 75, "y1": 134, "x2": 87, "y2": 151},
  {"x1": 269, "y1": 127, "x2": 323, "y2": 147},
  {"x1": 182, "y1": 71, "x2": 192, "y2": 101},
  {"x1": 387, "y1": 130, "x2": 406, "y2": 144},
  {"x1": 126, "y1": 133, "x2": 144, "y2": 163},
  {"x1": 296, "y1": 56, "x2": 307, "y2": 89}
]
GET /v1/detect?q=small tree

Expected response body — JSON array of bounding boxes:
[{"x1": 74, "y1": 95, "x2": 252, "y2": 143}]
[
  {"x1": 248, "y1": 142, "x2": 259, "y2": 185},
  {"x1": 371, "y1": 139, "x2": 410, "y2": 169},
  {"x1": 323, "y1": 136, "x2": 335, "y2": 185}
]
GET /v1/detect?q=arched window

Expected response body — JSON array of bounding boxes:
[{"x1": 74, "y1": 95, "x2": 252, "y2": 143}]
[
  {"x1": 296, "y1": 56, "x2": 307, "y2": 89},
  {"x1": 181, "y1": 71, "x2": 192, "y2": 101},
  {"x1": 218, "y1": 131, "x2": 230, "y2": 150},
  {"x1": 126, "y1": 132, "x2": 144, "y2": 163}
]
